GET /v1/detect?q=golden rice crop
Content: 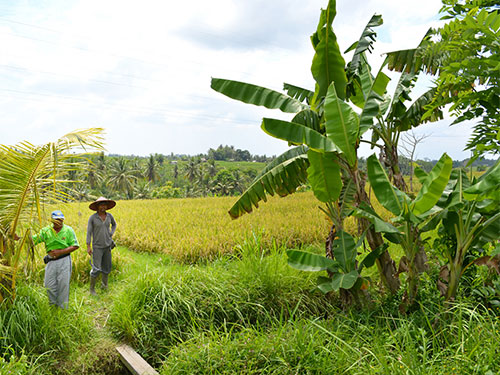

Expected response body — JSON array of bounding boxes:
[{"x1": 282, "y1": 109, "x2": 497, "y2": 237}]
[{"x1": 61, "y1": 192, "x2": 335, "y2": 262}]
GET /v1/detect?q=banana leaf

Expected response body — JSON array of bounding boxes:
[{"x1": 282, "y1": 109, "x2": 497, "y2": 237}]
[
  {"x1": 310, "y1": 0, "x2": 347, "y2": 101},
  {"x1": 283, "y1": 83, "x2": 314, "y2": 104},
  {"x1": 287, "y1": 249, "x2": 337, "y2": 272},
  {"x1": 332, "y1": 230, "x2": 357, "y2": 272},
  {"x1": 464, "y1": 160, "x2": 500, "y2": 201},
  {"x1": 324, "y1": 84, "x2": 359, "y2": 166},
  {"x1": 291, "y1": 110, "x2": 321, "y2": 133},
  {"x1": 210, "y1": 78, "x2": 305, "y2": 113},
  {"x1": 261, "y1": 118, "x2": 340, "y2": 153},
  {"x1": 359, "y1": 62, "x2": 391, "y2": 136},
  {"x1": 367, "y1": 154, "x2": 409, "y2": 216},
  {"x1": 345, "y1": 14, "x2": 384, "y2": 76},
  {"x1": 331, "y1": 270, "x2": 359, "y2": 291},
  {"x1": 353, "y1": 202, "x2": 400, "y2": 234},
  {"x1": 359, "y1": 243, "x2": 389, "y2": 273},
  {"x1": 307, "y1": 150, "x2": 342, "y2": 203},
  {"x1": 411, "y1": 153, "x2": 452, "y2": 215},
  {"x1": 228, "y1": 150, "x2": 309, "y2": 219}
]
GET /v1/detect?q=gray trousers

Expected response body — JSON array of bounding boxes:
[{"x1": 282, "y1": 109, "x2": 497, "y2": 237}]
[
  {"x1": 44, "y1": 255, "x2": 72, "y2": 309},
  {"x1": 90, "y1": 246, "x2": 112, "y2": 278}
]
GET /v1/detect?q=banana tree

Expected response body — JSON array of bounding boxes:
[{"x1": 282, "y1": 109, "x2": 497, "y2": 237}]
[
  {"x1": 431, "y1": 162, "x2": 500, "y2": 302},
  {"x1": 211, "y1": 0, "x2": 401, "y2": 294},
  {"x1": 355, "y1": 153, "x2": 453, "y2": 305},
  {"x1": 0, "y1": 128, "x2": 105, "y2": 302}
]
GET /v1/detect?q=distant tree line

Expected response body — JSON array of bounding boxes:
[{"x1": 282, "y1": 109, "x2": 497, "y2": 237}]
[
  {"x1": 65, "y1": 146, "x2": 271, "y2": 201},
  {"x1": 397, "y1": 156, "x2": 498, "y2": 175},
  {"x1": 206, "y1": 145, "x2": 273, "y2": 162},
  {"x1": 63, "y1": 144, "x2": 497, "y2": 202}
]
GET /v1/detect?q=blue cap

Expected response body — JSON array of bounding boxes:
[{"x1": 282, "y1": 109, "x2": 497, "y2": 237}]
[{"x1": 51, "y1": 210, "x2": 65, "y2": 220}]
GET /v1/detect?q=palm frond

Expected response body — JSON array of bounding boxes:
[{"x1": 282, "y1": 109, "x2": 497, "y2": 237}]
[{"x1": 0, "y1": 128, "x2": 105, "y2": 301}]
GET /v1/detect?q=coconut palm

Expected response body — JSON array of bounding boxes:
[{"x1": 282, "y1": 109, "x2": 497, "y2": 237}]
[
  {"x1": 184, "y1": 158, "x2": 202, "y2": 184},
  {"x1": 145, "y1": 154, "x2": 158, "y2": 183},
  {"x1": 0, "y1": 128, "x2": 105, "y2": 302},
  {"x1": 108, "y1": 157, "x2": 138, "y2": 199}
]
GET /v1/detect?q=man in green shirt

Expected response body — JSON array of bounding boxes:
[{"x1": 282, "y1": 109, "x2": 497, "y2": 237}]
[{"x1": 32, "y1": 210, "x2": 79, "y2": 309}]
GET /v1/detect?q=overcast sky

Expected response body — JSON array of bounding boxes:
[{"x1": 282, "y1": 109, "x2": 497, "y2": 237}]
[{"x1": 0, "y1": 0, "x2": 477, "y2": 160}]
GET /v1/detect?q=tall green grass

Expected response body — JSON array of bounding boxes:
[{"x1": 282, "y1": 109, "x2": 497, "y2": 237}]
[
  {"x1": 161, "y1": 302, "x2": 500, "y2": 374},
  {"x1": 0, "y1": 348, "x2": 31, "y2": 375},
  {"x1": 0, "y1": 283, "x2": 97, "y2": 374},
  {"x1": 0, "y1": 284, "x2": 93, "y2": 356},
  {"x1": 109, "y1": 240, "x2": 335, "y2": 366}
]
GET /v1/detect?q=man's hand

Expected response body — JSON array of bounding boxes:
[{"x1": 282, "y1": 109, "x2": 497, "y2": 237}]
[
  {"x1": 48, "y1": 249, "x2": 59, "y2": 259},
  {"x1": 48, "y1": 245, "x2": 79, "y2": 259},
  {"x1": 87, "y1": 246, "x2": 92, "y2": 256}
]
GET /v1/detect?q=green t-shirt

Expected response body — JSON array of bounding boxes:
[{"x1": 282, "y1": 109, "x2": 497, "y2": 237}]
[{"x1": 33, "y1": 225, "x2": 79, "y2": 253}]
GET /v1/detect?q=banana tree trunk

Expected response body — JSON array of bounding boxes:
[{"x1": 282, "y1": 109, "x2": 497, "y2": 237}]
[
  {"x1": 353, "y1": 169, "x2": 400, "y2": 294},
  {"x1": 381, "y1": 144, "x2": 407, "y2": 192},
  {"x1": 445, "y1": 261, "x2": 460, "y2": 302}
]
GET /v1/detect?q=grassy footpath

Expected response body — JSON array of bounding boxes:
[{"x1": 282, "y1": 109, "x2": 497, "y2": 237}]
[{"x1": 1, "y1": 241, "x2": 500, "y2": 375}]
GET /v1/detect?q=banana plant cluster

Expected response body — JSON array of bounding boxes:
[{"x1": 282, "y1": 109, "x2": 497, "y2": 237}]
[
  {"x1": 211, "y1": 0, "x2": 405, "y2": 298},
  {"x1": 355, "y1": 153, "x2": 453, "y2": 305},
  {"x1": 430, "y1": 161, "x2": 500, "y2": 302}
]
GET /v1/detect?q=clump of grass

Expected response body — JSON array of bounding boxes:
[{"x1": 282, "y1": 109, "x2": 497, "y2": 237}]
[
  {"x1": 161, "y1": 302, "x2": 500, "y2": 374},
  {"x1": 0, "y1": 283, "x2": 93, "y2": 358},
  {"x1": 0, "y1": 348, "x2": 33, "y2": 375},
  {"x1": 109, "y1": 239, "x2": 335, "y2": 366},
  {"x1": 41, "y1": 338, "x2": 124, "y2": 375}
]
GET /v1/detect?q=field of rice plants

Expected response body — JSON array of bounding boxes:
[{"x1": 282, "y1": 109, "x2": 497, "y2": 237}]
[{"x1": 61, "y1": 192, "x2": 347, "y2": 262}]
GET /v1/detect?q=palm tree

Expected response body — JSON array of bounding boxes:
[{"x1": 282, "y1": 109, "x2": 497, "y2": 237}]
[
  {"x1": 133, "y1": 180, "x2": 153, "y2": 200},
  {"x1": 145, "y1": 155, "x2": 158, "y2": 183},
  {"x1": 86, "y1": 153, "x2": 106, "y2": 189},
  {"x1": 0, "y1": 128, "x2": 105, "y2": 302},
  {"x1": 205, "y1": 159, "x2": 218, "y2": 178},
  {"x1": 108, "y1": 157, "x2": 137, "y2": 198},
  {"x1": 184, "y1": 158, "x2": 201, "y2": 184}
]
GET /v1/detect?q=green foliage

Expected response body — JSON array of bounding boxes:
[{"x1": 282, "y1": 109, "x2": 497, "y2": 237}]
[
  {"x1": 210, "y1": 79, "x2": 306, "y2": 113},
  {"x1": 287, "y1": 230, "x2": 381, "y2": 295},
  {"x1": 431, "y1": 162, "x2": 500, "y2": 301},
  {"x1": 161, "y1": 301, "x2": 500, "y2": 375},
  {"x1": 0, "y1": 284, "x2": 93, "y2": 357},
  {"x1": 0, "y1": 349, "x2": 32, "y2": 375},
  {"x1": 109, "y1": 241, "x2": 332, "y2": 366},
  {"x1": 358, "y1": 153, "x2": 453, "y2": 304},
  {"x1": 387, "y1": 1, "x2": 500, "y2": 160},
  {"x1": 0, "y1": 129, "x2": 105, "y2": 302}
]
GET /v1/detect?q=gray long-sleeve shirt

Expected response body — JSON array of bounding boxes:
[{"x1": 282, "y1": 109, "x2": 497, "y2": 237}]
[{"x1": 86, "y1": 212, "x2": 116, "y2": 248}]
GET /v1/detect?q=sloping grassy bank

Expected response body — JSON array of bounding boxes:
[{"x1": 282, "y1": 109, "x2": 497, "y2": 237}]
[
  {"x1": 108, "y1": 242, "x2": 500, "y2": 375},
  {"x1": 109, "y1": 242, "x2": 334, "y2": 367},
  {"x1": 160, "y1": 304, "x2": 500, "y2": 375}
]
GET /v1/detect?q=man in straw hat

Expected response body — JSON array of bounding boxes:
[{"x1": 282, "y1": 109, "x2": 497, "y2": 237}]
[
  {"x1": 86, "y1": 197, "x2": 117, "y2": 295},
  {"x1": 32, "y1": 210, "x2": 79, "y2": 309}
]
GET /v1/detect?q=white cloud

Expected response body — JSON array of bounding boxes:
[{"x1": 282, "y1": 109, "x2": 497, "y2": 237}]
[{"x1": 0, "y1": 0, "x2": 477, "y2": 161}]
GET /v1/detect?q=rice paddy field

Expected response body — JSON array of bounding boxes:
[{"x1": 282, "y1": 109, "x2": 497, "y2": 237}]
[{"x1": 61, "y1": 192, "x2": 342, "y2": 262}]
